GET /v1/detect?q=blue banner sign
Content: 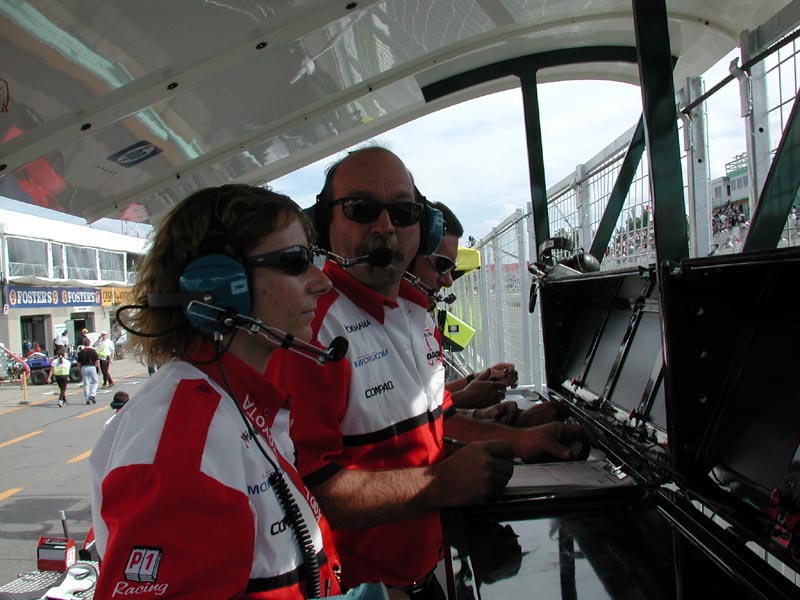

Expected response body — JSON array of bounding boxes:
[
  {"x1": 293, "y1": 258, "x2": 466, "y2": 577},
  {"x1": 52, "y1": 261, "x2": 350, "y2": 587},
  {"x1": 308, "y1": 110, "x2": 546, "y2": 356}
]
[{"x1": 6, "y1": 286, "x2": 101, "y2": 308}]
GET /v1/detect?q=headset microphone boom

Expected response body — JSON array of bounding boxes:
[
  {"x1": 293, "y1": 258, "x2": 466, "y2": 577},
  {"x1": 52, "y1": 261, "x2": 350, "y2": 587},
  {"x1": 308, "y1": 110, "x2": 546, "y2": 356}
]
[
  {"x1": 184, "y1": 301, "x2": 349, "y2": 364},
  {"x1": 317, "y1": 246, "x2": 393, "y2": 269},
  {"x1": 135, "y1": 253, "x2": 350, "y2": 364}
]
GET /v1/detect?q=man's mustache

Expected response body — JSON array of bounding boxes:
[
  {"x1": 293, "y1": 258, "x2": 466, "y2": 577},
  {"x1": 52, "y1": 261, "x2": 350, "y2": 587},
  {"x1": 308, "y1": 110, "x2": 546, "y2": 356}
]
[{"x1": 358, "y1": 237, "x2": 405, "y2": 264}]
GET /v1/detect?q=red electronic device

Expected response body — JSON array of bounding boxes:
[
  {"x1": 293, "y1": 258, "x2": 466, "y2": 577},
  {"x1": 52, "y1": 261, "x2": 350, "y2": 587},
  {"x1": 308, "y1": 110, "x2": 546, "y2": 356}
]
[{"x1": 36, "y1": 536, "x2": 76, "y2": 572}]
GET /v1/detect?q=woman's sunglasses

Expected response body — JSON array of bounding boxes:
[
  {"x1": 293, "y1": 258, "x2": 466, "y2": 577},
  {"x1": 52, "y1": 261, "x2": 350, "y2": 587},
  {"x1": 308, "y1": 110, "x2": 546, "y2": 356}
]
[
  {"x1": 242, "y1": 245, "x2": 317, "y2": 275},
  {"x1": 332, "y1": 197, "x2": 423, "y2": 227},
  {"x1": 426, "y1": 253, "x2": 457, "y2": 275}
]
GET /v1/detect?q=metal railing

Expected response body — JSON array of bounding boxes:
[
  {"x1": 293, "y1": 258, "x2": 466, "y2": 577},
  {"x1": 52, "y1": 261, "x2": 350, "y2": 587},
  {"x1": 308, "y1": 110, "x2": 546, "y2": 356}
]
[{"x1": 446, "y1": 20, "x2": 800, "y2": 393}]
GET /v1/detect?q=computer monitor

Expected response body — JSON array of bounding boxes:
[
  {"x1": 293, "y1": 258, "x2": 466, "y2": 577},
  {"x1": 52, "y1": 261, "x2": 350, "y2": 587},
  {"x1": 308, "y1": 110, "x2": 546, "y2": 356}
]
[
  {"x1": 583, "y1": 307, "x2": 631, "y2": 397},
  {"x1": 707, "y1": 318, "x2": 800, "y2": 492},
  {"x1": 608, "y1": 310, "x2": 662, "y2": 414}
]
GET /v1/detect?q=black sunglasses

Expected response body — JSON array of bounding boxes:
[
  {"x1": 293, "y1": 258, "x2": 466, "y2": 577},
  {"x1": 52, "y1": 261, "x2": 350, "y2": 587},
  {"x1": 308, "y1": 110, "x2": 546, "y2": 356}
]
[
  {"x1": 331, "y1": 197, "x2": 423, "y2": 227},
  {"x1": 426, "y1": 253, "x2": 456, "y2": 275},
  {"x1": 241, "y1": 245, "x2": 316, "y2": 275}
]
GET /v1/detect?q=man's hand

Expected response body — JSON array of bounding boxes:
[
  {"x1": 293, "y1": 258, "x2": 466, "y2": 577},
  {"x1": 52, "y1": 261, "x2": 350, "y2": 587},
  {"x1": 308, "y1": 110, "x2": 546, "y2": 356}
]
[
  {"x1": 432, "y1": 440, "x2": 514, "y2": 506},
  {"x1": 512, "y1": 422, "x2": 596, "y2": 462},
  {"x1": 472, "y1": 401, "x2": 521, "y2": 426},
  {"x1": 488, "y1": 362, "x2": 518, "y2": 388},
  {"x1": 513, "y1": 401, "x2": 567, "y2": 428},
  {"x1": 452, "y1": 370, "x2": 507, "y2": 409}
]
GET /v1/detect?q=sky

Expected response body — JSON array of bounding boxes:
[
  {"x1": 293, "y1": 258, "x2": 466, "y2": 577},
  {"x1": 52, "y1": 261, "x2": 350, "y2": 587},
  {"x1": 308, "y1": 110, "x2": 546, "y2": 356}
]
[
  {"x1": 0, "y1": 52, "x2": 745, "y2": 244},
  {"x1": 270, "y1": 50, "x2": 745, "y2": 243},
  {"x1": 270, "y1": 82, "x2": 642, "y2": 242}
]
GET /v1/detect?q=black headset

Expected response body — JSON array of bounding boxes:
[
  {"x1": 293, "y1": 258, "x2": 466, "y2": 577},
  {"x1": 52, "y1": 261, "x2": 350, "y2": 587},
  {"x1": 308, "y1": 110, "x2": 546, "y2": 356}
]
[{"x1": 306, "y1": 160, "x2": 443, "y2": 255}]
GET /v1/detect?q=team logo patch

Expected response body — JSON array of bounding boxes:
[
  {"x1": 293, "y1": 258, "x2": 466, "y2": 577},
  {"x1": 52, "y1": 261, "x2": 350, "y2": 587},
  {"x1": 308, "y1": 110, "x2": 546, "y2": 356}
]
[
  {"x1": 345, "y1": 319, "x2": 372, "y2": 332},
  {"x1": 423, "y1": 326, "x2": 439, "y2": 366},
  {"x1": 125, "y1": 546, "x2": 162, "y2": 582},
  {"x1": 353, "y1": 348, "x2": 389, "y2": 368},
  {"x1": 365, "y1": 380, "x2": 395, "y2": 398}
]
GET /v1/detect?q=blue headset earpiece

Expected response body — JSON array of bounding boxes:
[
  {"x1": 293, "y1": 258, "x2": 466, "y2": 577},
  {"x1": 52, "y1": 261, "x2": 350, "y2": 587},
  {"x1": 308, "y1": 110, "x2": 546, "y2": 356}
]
[
  {"x1": 420, "y1": 204, "x2": 444, "y2": 255},
  {"x1": 179, "y1": 254, "x2": 250, "y2": 334}
]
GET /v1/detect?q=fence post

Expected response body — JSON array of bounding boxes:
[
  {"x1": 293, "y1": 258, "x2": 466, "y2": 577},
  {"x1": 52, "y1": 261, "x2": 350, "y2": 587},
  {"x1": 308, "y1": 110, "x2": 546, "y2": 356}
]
[
  {"x1": 515, "y1": 215, "x2": 532, "y2": 384},
  {"x1": 575, "y1": 164, "x2": 592, "y2": 251},
  {"x1": 478, "y1": 244, "x2": 492, "y2": 370},
  {"x1": 740, "y1": 29, "x2": 772, "y2": 214},
  {"x1": 491, "y1": 233, "x2": 505, "y2": 366},
  {"x1": 679, "y1": 76, "x2": 712, "y2": 257}
]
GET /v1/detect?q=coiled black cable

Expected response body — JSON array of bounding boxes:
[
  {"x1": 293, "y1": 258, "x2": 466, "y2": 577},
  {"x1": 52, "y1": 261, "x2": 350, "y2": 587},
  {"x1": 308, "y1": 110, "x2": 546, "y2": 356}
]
[
  {"x1": 210, "y1": 344, "x2": 322, "y2": 597},
  {"x1": 269, "y1": 471, "x2": 322, "y2": 598}
]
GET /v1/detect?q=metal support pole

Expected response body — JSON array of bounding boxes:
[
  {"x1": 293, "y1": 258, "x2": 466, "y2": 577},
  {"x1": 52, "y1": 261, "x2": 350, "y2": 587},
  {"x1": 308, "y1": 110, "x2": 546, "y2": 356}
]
[
  {"x1": 575, "y1": 164, "x2": 592, "y2": 252},
  {"x1": 478, "y1": 245, "x2": 491, "y2": 370},
  {"x1": 520, "y1": 75, "x2": 550, "y2": 260},
  {"x1": 491, "y1": 234, "x2": 505, "y2": 364},
  {"x1": 743, "y1": 81, "x2": 800, "y2": 251},
  {"x1": 589, "y1": 118, "x2": 646, "y2": 262},
  {"x1": 515, "y1": 216, "x2": 532, "y2": 383},
  {"x1": 679, "y1": 77, "x2": 712, "y2": 257},
  {"x1": 526, "y1": 205, "x2": 547, "y2": 392},
  {"x1": 740, "y1": 29, "x2": 773, "y2": 213},
  {"x1": 632, "y1": 0, "x2": 689, "y2": 265}
]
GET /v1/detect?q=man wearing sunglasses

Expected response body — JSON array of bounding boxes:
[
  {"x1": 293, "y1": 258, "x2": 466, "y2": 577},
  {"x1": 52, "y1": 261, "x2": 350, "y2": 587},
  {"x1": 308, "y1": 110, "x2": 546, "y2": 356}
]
[
  {"x1": 410, "y1": 201, "x2": 566, "y2": 428},
  {"x1": 268, "y1": 147, "x2": 594, "y2": 598}
]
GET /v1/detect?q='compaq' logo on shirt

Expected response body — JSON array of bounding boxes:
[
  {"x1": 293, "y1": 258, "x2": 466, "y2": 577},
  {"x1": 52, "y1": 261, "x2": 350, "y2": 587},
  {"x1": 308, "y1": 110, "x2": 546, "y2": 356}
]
[
  {"x1": 353, "y1": 348, "x2": 389, "y2": 368},
  {"x1": 270, "y1": 517, "x2": 289, "y2": 535},
  {"x1": 345, "y1": 319, "x2": 372, "y2": 332},
  {"x1": 365, "y1": 380, "x2": 395, "y2": 398}
]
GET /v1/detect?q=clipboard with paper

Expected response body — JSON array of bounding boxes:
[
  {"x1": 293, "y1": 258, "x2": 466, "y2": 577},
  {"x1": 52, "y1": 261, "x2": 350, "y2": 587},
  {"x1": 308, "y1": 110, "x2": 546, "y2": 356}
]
[{"x1": 502, "y1": 457, "x2": 634, "y2": 497}]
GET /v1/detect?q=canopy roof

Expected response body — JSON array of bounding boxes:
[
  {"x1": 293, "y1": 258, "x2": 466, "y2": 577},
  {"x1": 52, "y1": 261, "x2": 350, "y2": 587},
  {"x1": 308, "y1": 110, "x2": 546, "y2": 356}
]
[{"x1": 0, "y1": 0, "x2": 791, "y2": 224}]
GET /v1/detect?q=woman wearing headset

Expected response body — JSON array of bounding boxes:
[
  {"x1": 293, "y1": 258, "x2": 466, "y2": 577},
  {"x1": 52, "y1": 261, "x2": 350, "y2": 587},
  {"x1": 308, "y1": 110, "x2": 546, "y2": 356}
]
[{"x1": 89, "y1": 185, "x2": 381, "y2": 599}]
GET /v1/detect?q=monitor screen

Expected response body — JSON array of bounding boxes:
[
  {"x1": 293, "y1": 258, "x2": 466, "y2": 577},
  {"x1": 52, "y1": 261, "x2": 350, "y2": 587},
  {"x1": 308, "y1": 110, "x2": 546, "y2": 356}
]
[
  {"x1": 708, "y1": 318, "x2": 800, "y2": 492},
  {"x1": 583, "y1": 308, "x2": 631, "y2": 396},
  {"x1": 608, "y1": 310, "x2": 662, "y2": 413},
  {"x1": 560, "y1": 304, "x2": 605, "y2": 384}
]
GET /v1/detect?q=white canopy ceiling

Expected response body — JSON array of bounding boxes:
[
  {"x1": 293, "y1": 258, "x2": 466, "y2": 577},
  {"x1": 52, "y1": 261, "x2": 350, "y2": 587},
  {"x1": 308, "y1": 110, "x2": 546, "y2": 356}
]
[{"x1": 0, "y1": 0, "x2": 792, "y2": 224}]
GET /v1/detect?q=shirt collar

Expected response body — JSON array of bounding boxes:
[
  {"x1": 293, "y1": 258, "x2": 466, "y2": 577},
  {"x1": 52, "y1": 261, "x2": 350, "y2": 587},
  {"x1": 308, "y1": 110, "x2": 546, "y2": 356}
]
[
  {"x1": 191, "y1": 340, "x2": 288, "y2": 422},
  {"x1": 322, "y1": 260, "x2": 431, "y2": 322},
  {"x1": 323, "y1": 260, "x2": 396, "y2": 324}
]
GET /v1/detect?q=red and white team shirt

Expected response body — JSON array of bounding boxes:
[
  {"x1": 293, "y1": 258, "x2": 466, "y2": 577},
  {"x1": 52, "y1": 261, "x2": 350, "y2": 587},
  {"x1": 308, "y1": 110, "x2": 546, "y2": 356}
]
[
  {"x1": 267, "y1": 261, "x2": 455, "y2": 589},
  {"x1": 90, "y1": 346, "x2": 341, "y2": 599}
]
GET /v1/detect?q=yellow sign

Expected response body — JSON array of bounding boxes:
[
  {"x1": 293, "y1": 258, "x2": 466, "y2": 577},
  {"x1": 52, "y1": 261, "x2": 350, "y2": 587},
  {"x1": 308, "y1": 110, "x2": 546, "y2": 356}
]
[{"x1": 101, "y1": 287, "x2": 134, "y2": 307}]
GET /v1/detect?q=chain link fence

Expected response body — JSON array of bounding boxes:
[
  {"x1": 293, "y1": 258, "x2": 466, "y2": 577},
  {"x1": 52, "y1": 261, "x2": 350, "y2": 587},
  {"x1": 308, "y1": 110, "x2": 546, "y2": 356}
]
[{"x1": 446, "y1": 23, "x2": 800, "y2": 390}]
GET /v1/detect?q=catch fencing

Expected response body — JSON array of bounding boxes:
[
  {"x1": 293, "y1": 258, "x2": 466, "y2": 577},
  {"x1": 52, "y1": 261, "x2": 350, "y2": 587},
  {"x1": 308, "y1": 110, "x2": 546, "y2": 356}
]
[{"x1": 447, "y1": 22, "x2": 800, "y2": 391}]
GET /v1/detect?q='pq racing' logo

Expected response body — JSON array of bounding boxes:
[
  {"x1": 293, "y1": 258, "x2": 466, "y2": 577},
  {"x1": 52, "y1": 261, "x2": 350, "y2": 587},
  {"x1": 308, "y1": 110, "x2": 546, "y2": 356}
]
[
  {"x1": 114, "y1": 546, "x2": 168, "y2": 596},
  {"x1": 125, "y1": 546, "x2": 162, "y2": 581}
]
